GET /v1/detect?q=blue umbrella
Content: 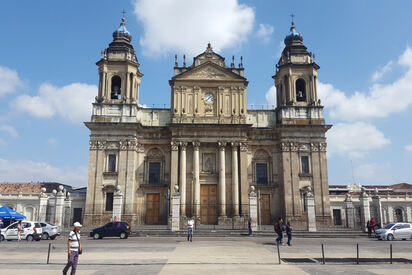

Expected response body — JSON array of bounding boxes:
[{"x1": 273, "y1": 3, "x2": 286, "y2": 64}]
[{"x1": 0, "y1": 206, "x2": 26, "y2": 219}]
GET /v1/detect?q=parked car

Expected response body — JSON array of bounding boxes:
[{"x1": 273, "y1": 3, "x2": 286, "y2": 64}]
[
  {"x1": 40, "y1": 222, "x2": 61, "y2": 240},
  {"x1": 90, "y1": 222, "x2": 131, "y2": 239},
  {"x1": 375, "y1": 222, "x2": 412, "y2": 240},
  {"x1": 0, "y1": 221, "x2": 42, "y2": 241}
]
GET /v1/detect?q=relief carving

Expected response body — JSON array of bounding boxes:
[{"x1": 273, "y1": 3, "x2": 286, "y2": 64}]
[
  {"x1": 171, "y1": 141, "x2": 179, "y2": 151},
  {"x1": 310, "y1": 142, "x2": 319, "y2": 152},
  {"x1": 319, "y1": 142, "x2": 327, "y2": 152},
  {"x1": 188, "y1": 66, "x2": 228, "y2": 79},
  {"x1": 240, "y1": 142, "x2": 248, "y2": 152}
]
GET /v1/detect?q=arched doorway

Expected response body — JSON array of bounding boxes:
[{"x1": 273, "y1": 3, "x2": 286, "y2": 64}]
[{"x1": 395, "y1": 208, "x2": 403, "y2": 222}]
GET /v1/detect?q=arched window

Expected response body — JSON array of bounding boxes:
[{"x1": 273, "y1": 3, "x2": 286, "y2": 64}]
[
  {"x1": 296, "y1": 78, "x2": 306, "y2": 102},
  {"x1": 395, "y1": 208, "x2": 404, "y2": 222},
  {"x1": 111, "y1": 76, "x2": 122, "y2": 99}
]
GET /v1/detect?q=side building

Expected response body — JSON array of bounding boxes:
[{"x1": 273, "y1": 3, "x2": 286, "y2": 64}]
[
  {"x1": 0, "y1": 182, "x2": 86, "y2": 227},
  {"x1": 84, "y1": 17, "x2": 332, "y2": 230}
]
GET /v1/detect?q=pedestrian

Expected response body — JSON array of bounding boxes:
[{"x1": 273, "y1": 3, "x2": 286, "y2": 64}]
[
  {"x1": 274, "y1": 218, "x2": 283, "y2": 245},
  {"x1": 17, "y1": 221, "x2": 23, "y2": 242},
  {"x1": 187, "y1": 216, "x2": 194, "y2": 242},
  {"x1": 248, "y1": 218, "x2": 252, "y2": 236},
  {"x1": 113, "y1": 216, "x2": 118, "y2": 222},
  {"x1": 366, "y1": 220, "x2": 372, "y2": 238},
  {"x1": 370, "y1": 217, "x2": 376, "y2": 233},
  {"x1": 63, "y1": 222, "x2": 82, "y2": 275},
  {"x1": 0, "y1": 218, "x2": 3, "y2": 229},
  {"x1": 286, "y1": 221, "x2": 292, "y2": 246}
]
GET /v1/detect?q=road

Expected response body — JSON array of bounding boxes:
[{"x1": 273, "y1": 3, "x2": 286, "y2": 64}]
[{"x1": 1, "y1": 235, "x2": 412, "y2": 274}]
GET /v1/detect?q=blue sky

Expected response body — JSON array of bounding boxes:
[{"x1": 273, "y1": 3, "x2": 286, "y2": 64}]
[{"x1": 0, "y1": 0, "x2": 412, "y2": 187}]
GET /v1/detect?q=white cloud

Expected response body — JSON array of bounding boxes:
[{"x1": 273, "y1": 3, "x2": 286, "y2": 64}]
[
  {"x1": 326, "y1": 122, "x2": 390, "y2": 158},
  {"x1": 12, "y1": 82, "x2": 97, "y2": 123},
  {"x1": 47, "y1": 138, "x2": 58, "y2": 146},
  {"x1": 265, "y1": 85, "x2": 276, "y2": 107},
  {"x1": 405, "y1": 145, "x2": 412, "y2": 152},
  {"x1": 318, "y1": 46, "x2": 412, "y2": 121},
  {"x1": 371, "y1": 60, "x2": 393, "y2": 82},
  {"x1": 0, "y1": 66, "x2": 23, "y2": 96},
  {"x1": 133, "y1": 0, "x2": 255, "y2": 56},
  {"x1": 353, "y1": 162, "x2": 392, "y2": 185},
  {"x1": 0, "y1": 159, "x2": 87, "y2": 187},
  {"x1": 0, "y1": 125, "x2": 18, "y2": 138},
  {"x1": 256, "y1": 23, "x2": 274, "y2": 43}
]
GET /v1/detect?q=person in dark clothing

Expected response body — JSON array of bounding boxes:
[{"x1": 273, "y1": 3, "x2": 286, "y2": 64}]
[
  {"x1": 366, "y1": 220, "x2": 372, "y2": 238},
  {"x1": 274, "y1": 218, "x2": 283, "y2": 245},
  {"x1": 285, "y1": 221, "x2": 292, "y2": 246},
  {"x1": 248, "y1": 218, "x2": 252, "y2": 236},
  {"x1": 370, "y1": 218, "x2": 376, "y2": 233}
]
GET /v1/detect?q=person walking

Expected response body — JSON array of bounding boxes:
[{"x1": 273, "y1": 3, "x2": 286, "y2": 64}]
[
  {"x1": 17, "y1": 221, "x2": 23, "y2": 242},
  {"x1": 248, "y1": 218, "x2": 252, "y2": 236},
  {"x1": 63, "y1": 222, "x2": 82, "y2": 275},
  {"x1": 274, "y1": 218, "x2": 283, "y2": 245},
  {"x1": 366, "y1": 220, "x2": 372, "y2": 238},
  {"x1": 187, "y1": 216, "x2": 194, "y2": 242},
  {"x1": 370, "y1": 218, "x2": 376, "y2": 233},
  {"x1": 286, "y1": 221, "x2": 292, "y2": 246}
]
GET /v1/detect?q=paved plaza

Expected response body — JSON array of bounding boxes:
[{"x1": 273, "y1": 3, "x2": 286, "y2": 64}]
[{"x1": 1, "y1": 236, "x2": 412, "y2": 274}]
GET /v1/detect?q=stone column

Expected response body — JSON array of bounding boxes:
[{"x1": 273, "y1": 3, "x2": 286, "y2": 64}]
[
  {"x1": 387, "y1": 205, "x2": 394, "y2": 223},
  {"x1": 180, "y1": 142, "x2": 187, "y2": 216},
  {"x1": 359, "y1": 188, "x2": 371, "y2": 232},
  {"x1": 113, "y1": 186, "x2": 123, "y2": 221},
  {"x1": 64, "y1": 195, "x2": 72, "y2": 229},
  {"x1": 193, "y1": 141, "x2": 200, "y2": 218},
  {"x1": 171, "y1": 185, "x2": 180, "y2": 231},
  {"x1": 306, "y1": 188, "x2": 317, "y2": 232},
  {"x1": 218, "y1": 141, "x2": 227, "y2": 217},
  {"x1": 344, "y1": 194, "x2": 355, "y2": 229},
  {"x1": 231, "y1": 142, "x2": 239, "y2": 216},
  {"x1": 239, "y1": 143, "x2": 249, "y2": 215},
  {"x1": 249, "y1": 187, "x2": 258, "y2": 231},
  {"x1": 406, "y1": 206, "x2": 412, "y2": 222},
  {"x1": 372, "y1": 189, "x2": 383, "y2": 228},
  {"x1": 170, "y1": 141, "x2": 179, "y2": 215},
  {"x1": 38, "y1": 188, "x2": 48, "y2": 222},
  {"x1": 54, "y1": 186, "x2": 65, "y2": 227}
]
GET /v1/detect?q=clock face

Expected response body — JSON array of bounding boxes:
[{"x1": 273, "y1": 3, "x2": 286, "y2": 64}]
[{"x1": 204, "y1": 93, "x2": 214, "y2": 104}]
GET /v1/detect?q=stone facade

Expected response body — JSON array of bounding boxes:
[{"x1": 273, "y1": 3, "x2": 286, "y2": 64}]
[
  {"x1": 329, "y1": 183, "x2": 412, "y2": 230},
  {"x1": 83, "y1": 18, "x2": 332, "y2": 230},
  {"x1": 0, "y1": 182, "x2": 86, "y2": 227}
]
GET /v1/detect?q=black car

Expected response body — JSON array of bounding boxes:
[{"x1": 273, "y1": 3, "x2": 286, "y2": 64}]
[{"x1": 90, "y1": 222, "x2": 131, "y2": 239}]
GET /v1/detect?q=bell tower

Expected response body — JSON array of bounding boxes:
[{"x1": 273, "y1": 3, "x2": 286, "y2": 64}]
[
  {"x1": 273, "y1": 19, "x2": 324, "y2": 125},
  {"x1": 94, "y1": 16, "x2": 143, "y2": 110}
]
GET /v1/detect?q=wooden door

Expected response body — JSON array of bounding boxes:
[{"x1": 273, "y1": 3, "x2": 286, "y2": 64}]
[
  {"x1": 260, "y1": 194, "x2": 271, "y2": 225},
  {"x1": 146, "y1": 193, "x2": 160, "y2": 224},
  {"x1": 200, "y1": 184, "x2": 217, "y2": 224}
]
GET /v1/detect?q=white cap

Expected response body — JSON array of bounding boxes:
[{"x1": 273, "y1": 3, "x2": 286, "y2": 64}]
[{"x1": 73, "y1": 222, "x2": 82, "y2": 228}]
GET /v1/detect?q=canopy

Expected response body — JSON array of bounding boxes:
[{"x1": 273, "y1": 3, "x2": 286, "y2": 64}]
[{"x1": 0, "y1": 206, "x2": 26, "y2": 219}]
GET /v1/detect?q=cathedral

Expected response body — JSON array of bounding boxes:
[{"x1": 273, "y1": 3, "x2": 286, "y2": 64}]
[{"x1": 83, "y1": 17, "x2": 332, "y2": 230}]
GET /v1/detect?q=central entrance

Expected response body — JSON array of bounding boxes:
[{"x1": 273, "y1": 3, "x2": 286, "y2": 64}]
[
  {"x1": 200, "y1": 184, "x2": 217, "y2": 224},
  {"x1": 146, "y1": 193, "x2": 160, "y2": 224},
  {"x1": 260, "y1": 194, "x2": 271, "y2": 225}
]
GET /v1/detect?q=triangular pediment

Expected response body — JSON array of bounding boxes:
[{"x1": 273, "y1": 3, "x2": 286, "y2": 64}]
[{"x1": 174, "y1": 62, "x2": 245, "y2": 81}]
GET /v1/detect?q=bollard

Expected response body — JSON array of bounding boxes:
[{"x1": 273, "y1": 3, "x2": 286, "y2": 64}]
[
  {"x1": 390, "y1": 244, "x2": 393, "y2": 264},
  {"x1": 47, "y1": 243, "x2": 51, "y2": 264},
  {"x1": 356, "y1": 243, "x2": 359, "y2": 264},
  {"x1": 276, "y1": 242, "x2": 281, "y2": 264},
  {"x1": 321, "y1": 243, "x2": 325, "y2": 264}
]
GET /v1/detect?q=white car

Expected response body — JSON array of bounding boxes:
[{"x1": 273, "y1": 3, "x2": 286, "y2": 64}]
[
  {"x1": 0, "y1": 221, "x2": 43, "y2": 241},
  {"x1": 375, "y1": 222, "x2": 412, "y2": 241}
]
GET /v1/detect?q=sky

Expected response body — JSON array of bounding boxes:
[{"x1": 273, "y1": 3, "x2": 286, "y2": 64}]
[{"x1": 0, "y1": 0, "x2": 412, "y2": 187}]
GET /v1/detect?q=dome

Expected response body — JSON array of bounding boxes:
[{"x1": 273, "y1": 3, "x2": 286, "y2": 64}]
[
  {"x1": 112, "y1": 17, "x2": 132, "y2": 42},
  {"x1": 284, "y1": 21, "x2": 303, "y2": 45}
]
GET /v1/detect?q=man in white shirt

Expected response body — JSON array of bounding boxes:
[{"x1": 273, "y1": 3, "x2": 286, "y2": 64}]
[
  {"x1": 187, "y1": 216, "x2": 194, "y2": 242},
  {"x1": 63, "y1": 222, "x2": 82, "y2": 275}
]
